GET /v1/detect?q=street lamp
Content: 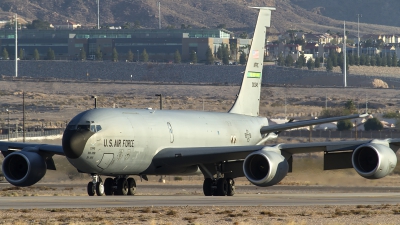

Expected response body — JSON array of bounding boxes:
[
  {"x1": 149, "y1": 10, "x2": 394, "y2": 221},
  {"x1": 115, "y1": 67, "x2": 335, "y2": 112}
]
[
  {"x1": 155, "y1": 94, "x2": 162, "y2": 110},
  {"x1": 130, "y1": 74, "x2": 132, "y2": 83},
  {"x1": 6, "y1": 108, "x2": 9, "y2": 141},
  {"x1": 137, "y1": 50, "x2": 139, "y2": 62}
]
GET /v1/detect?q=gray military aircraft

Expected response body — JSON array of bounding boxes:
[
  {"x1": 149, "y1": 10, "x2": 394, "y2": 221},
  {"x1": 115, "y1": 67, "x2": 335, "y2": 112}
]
[{"x1": 1, "y1": 7, "x2": 399, "y2": 197}]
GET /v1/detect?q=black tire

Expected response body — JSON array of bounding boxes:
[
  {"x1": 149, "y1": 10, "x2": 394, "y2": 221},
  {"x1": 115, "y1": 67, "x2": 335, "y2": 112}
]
[
  {"x1": 87, "y1": 181, "x2": 95, "y2": 196},
  {"x1": 96, "y1": 181, "x2": 105, "y2": 196},
  {"x1": 203, "y1": 178, "x2": 213, "y2": 196},
  {"x1": 127, "y1": 178, "x2": 137, "y2": 196},
  {"x1": 217, "y1": 178, "x2": 228, "y2": 196},
  {"x1": 117, "y1": 178, "x2": 128, "y2": 196},
  {"x1": 104, "y1": 178, "x2": 114, "y2": 196},
  {"x1": 226, "y1": 178, "x2": 235, "y2": 196}
]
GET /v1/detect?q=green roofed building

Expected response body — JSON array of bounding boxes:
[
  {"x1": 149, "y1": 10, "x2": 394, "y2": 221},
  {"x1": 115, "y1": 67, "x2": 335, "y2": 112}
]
[{"x1": 0, "y1": 28, "x2": 250, "y2": 62}]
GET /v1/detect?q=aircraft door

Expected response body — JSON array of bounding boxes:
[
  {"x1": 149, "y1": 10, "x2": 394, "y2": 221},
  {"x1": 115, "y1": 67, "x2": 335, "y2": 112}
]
[
  {"x1": 97, "y1": 153, "x2": 114, "y2": 169},
  {"x1": 167, "y1": 122, "x2": 174, "y2": 143}
]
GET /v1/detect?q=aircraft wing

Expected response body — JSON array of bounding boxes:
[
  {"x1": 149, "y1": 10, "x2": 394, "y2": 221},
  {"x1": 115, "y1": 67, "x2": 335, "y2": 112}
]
[
  {"x1": 0, "y1": 142, "x2": 64, "y2": 157},
  {"x1": 152, "y1": 138, "x2": 400, "y2": 168},
  {"x1": 261, "y1": 114, "x2": 368, "y2": 134}
]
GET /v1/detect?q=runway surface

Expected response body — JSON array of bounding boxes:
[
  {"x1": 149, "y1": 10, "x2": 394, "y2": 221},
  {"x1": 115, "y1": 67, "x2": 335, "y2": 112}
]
[{"x1": 1, "y1": 183, "x2": 400, "y2": 209}]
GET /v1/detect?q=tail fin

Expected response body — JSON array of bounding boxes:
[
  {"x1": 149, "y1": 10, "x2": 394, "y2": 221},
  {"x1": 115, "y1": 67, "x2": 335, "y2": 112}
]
[{"x1": 229, "y1": 7, "x2": 275, "y2": 116}]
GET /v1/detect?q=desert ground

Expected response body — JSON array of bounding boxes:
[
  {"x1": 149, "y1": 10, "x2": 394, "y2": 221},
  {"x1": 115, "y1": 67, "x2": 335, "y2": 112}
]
[{"x1": 1, "y1": 79, "x2": 400, "y2": 224}]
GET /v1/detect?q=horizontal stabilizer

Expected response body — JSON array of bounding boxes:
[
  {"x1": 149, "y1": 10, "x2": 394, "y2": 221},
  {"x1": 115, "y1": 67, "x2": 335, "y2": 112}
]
[{"x1": 260, "y1": 114, "x2": 368, "y2": 134}]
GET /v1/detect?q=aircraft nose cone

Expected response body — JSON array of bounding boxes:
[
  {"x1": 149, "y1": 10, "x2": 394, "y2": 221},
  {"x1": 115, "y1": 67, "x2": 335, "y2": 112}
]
[{"x1": 62, "y1": 129, "x2": 94, "y2": 159}]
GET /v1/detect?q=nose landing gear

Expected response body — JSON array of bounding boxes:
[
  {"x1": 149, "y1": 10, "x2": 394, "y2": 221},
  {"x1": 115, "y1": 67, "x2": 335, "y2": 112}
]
[{"x1": 87, "y1": 174, "x2": 105, "y2": 196}]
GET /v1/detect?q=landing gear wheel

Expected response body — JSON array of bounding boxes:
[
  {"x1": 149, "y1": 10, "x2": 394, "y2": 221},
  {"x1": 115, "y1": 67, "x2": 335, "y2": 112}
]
[
  {"x1": 217, "y1": 178, "x2": 228, "y2": 196},
  {"x1": 104, "y1": 178, "x2": 114, "y2": 196},
  {"x1": 87, "y1": 181, "x2": 95, "y2": 196},
  {"x1": 203, "y1": 178, "x2": 213, "y2": 196},
  {"x1": 127, "y1": 178, "x2": 137, "y2": 195},
  {"x1": 96, "y1": 180, "x2": 105, "y2": 196},
  {"x1": 226, "y1": 178, "x2": 235, "y2": 196},
  {"x1": 117, "y1": 178, "x2": 128, "y2": 195}
]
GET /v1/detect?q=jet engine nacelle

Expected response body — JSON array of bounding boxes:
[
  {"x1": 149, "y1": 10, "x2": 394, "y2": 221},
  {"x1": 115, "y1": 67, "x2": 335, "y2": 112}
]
[
  {"x1": 2, "y1": 151, "x2": 47, "y2": 186},
  {"x1": 352, "y1": 143, "x2": 397, "y2": 179},
  {"x1": 243, "y1": 147, "x2": 288, "y2": 187}
]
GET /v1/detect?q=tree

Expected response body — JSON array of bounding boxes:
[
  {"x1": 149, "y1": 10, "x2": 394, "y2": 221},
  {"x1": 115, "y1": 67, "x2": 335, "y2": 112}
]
[
  {"x1": 26, "y1": 20, "x2": 50, "y2": 29},
  {"x1": 205, "y1": 47, "x2": 214, "y2": 65},
  {"x1": 33, "y1": 49, "x2": 39, "y2": 60},
  {"x1": 127, "y1": 49, "x2": 134, "y2": 62},
  {"x1": 337, "y1": 120, "x2": 353, "y2": 131},
  {"x1": 19, "y1": 48, "x2": 24, "y2": 60},
  {"x1": 364, "y1": 118, "x2": 383, "y2": 131},
  {"x1": 133, "y1": 21, "x2": 141, "y2": 29},
  {"x1": 239, "y1": 52, "x2": 246, "y2": 65},
  {"x1": 392, "y1": 53, "x2": 398, "y2": 67},
  {"x1": 277, "y1": 53, "x2": 285, "y2": 66},
  {"x1": 354, "y1": 54, "x2": 359, "y2": 66},
  {"x1": 173, "y1": 50, "x2": 181, "y2": 63},
  {"x1": 2, "y1": 48, "x2": 9, "y2": 60},
  {"x1": 375, "y1": 54, "x2": 381, "y2": 66},
  {"x1": 370, "y1": 55, "x2": 376, "y2": 66},
  {"x1": 306, "y1": 58, "x2": 314, "y2": 70},
  {"x1": 79, "y1": 49, "x2": 86, "y2": 61},
  {"x1": 285, "y1": 55, "x2": 294, "y2": 67},
  {"x1": 338, "y1": 53, "x2": 349, "y2": 74},
  {"x1": 111, "y1": 48, "x2": 118, "y2": 62},
  {"x1": 189, "y1": 50, "x2": 197, "y2": 64},
  {"x1": 122, "y1": 22, "x2": 130, "y2": 29},
  {"x1": 239, "y1": 32, "x2": 248, "y2": 39},
  {"x1": 314, "y1": 57, "x2": 320, "y2": 68},
  {"x1": 95, "y1": 46, "x2": 103, "y2": 61},
  {"x1": 381, "y1": 54, "x2": 387, "y2": 67},
  {"x1": 344, "y1": 100, "x2": 356, "y2": 113},
  {"x1": 222, "y1": 44, "x2": 229, "y2": 65},
  {"x1": 348, "y1": 54, "x2": 354, "y2": 66},
  {"x1": 141, "y1": 49, "x2": 149, "y2": 62},
  {"x1": 386, "y1": 54, "x2": 392, "y2": 67},
  {"x1": 326, "y1": 58, "x2": 333, "y2": 72},
  {"x1": 47, "y1": 48, "x2": 55, "y2": 60},
  {"x1": 216, "y1": 45, "x2": 223, "y2": 60},
  {"x1": 296, "y1": 53, "x2": 306, "y2": 68},
  {"x1": 216, "y1": 24, "x2": 226, "y2": 29},
  {"x1": 229, "y1": 42, "x2": 238, "y2": 62},
  {"x1": 359, "y1": 54, "x2": 366, "y2": 65}
]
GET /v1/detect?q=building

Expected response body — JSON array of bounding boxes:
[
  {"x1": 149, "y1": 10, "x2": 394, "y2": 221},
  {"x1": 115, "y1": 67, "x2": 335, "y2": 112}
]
[{"x1": 0, "y1": 28, "x2": 241, "y2": 62}]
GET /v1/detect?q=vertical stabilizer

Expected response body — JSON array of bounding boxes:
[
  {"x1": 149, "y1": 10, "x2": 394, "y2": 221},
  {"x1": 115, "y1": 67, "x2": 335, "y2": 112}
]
[{"x1": 229, "y1": 7, "x2": 275, "y2": 116}]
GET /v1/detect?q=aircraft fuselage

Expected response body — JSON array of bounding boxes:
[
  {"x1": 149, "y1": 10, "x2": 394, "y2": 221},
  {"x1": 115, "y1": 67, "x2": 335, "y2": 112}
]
[{"x1": 62, "y1": 108, "x2": 269, "y2": 176}]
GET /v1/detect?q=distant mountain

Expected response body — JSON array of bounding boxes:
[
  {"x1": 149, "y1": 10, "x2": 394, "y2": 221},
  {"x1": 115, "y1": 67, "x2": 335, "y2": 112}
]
[{"x1": 1, "y1": 0, "x2": 400, "y2": 36}]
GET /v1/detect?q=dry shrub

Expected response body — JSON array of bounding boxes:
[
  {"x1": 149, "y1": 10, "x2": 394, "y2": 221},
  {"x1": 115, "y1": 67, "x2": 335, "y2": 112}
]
[
  {"x1": 260, "y1": 210, "x2": 276, "y2": 216},
  {"x1": 166, "y1": 210, "x2": 178, "y2": 216}
]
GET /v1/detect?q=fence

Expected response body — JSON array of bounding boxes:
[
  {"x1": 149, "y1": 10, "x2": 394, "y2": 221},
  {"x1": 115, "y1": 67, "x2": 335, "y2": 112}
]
[{"x1": 0, "y1": 129, "x2": 64, "y2": 141}]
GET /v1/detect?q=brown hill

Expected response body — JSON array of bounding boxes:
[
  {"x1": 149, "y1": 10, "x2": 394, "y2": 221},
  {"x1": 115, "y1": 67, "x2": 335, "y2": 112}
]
[{"x1": 1, "y1": 0, "x2": 400, "y2": 35}]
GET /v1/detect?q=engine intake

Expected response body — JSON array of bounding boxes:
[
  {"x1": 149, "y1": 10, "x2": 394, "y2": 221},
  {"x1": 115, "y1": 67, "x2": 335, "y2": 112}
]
[
  {"x1": 2, "y1": 151, "x2": 47, "y2": 186},
  {"x1": 352, "y1": 143, "x2": 397, "y2": 179},
  {"x1": 243, "y1": 147, "x2": 288, "y2": 187}
]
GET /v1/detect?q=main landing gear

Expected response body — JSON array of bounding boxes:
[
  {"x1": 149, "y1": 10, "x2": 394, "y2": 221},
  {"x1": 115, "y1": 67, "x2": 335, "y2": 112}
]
[
  {"x1": 87, "y1": 174, "x2": 136, "y2": 196},
  {"x1": 203, "y1": 177, "x2": 235, "y2": 196}
]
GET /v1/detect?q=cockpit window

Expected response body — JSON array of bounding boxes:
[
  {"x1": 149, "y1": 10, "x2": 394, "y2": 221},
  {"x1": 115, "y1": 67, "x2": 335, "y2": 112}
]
[
  {"x1": 66, "y1": 125, "x2": 76, "y2": 130},
  {"x1": 96, "y1": 125, "x2": 102, "y2": 132},
  {"x1": 77, "y1": 125, "x2": 90, "y2": 131}
]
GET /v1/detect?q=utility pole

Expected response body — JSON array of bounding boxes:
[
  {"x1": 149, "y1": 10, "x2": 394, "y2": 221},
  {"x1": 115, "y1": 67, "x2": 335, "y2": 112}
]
[
  {"x1": 15, "y1": 14, "x2": 18, "y2": 78},
  {"x1": 97, "y1": 0, "x2": 100, "y2": 29},
  {"x1": 343, "y1": 21, "x2": 347, "y2": 87},
  {"x1": 357, "y1": 14, "x2": 362, "y2": 57},
  {"x1": 23, "y1": 91, "x2": 25, "y2": 142},
  {"x1": 155, "y1": 94, "x2": 162, "y2": 110},
  {"x1": 6, "y1": 108, "x2": 9, "y2": 141},
  {"x1": 158, "y1": 2, "x2": 161, "y2": 29}
]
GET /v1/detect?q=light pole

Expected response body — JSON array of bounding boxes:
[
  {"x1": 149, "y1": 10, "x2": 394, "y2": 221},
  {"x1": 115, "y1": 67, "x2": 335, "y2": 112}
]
[
  {"x1": 91, "y1": 96, "x2": 97, "y2": 109},
  {"x1": 130, "y1": 74, "x2": 132, "y2": 83},
  {"x1": 137, "y1": 50, "x2": 139, "y2": 62},
  {"x1": 155, "y1": 94, "x2": 162, "y2": 110},
  {"x1": 6, "y1": 108, "x2": 9, "y2": 141},
  {"x1": 357, "y1": 14, "x2": 362, "y2": 57}
]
